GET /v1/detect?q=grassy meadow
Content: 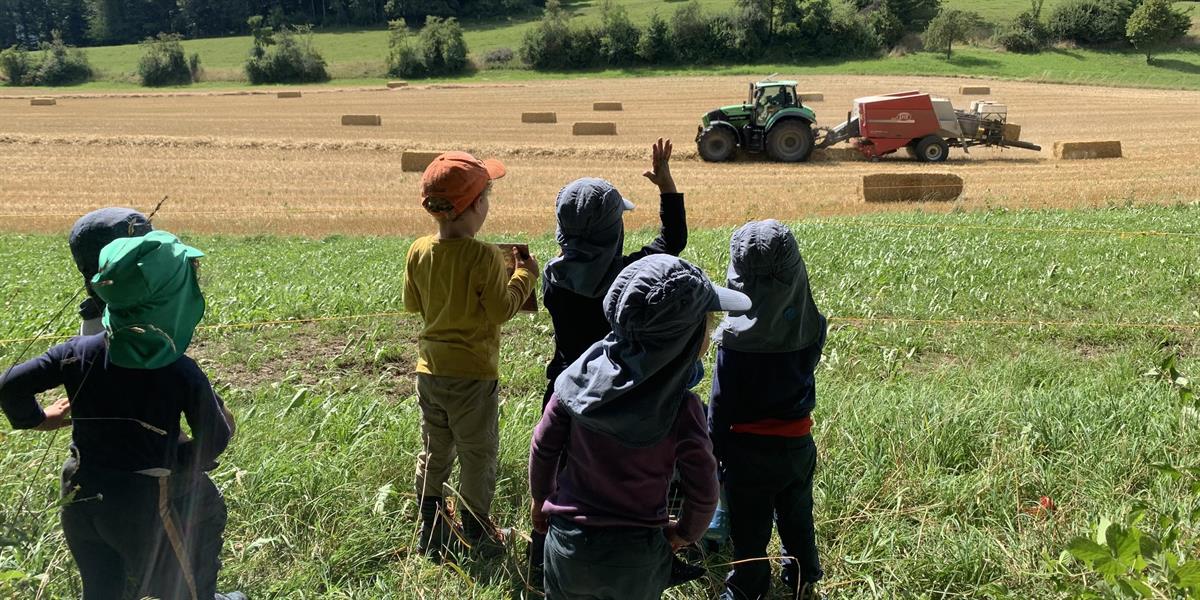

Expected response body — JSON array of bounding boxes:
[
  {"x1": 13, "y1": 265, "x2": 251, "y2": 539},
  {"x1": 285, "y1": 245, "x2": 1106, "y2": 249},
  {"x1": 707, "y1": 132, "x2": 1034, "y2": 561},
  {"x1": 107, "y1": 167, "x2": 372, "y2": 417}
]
[
  {"x1": 7, "y1": 0, "x2": 1198, "y2": 91},
  {"x1": 1, "y1": 205, "x2": 1198, "y2": 598}
]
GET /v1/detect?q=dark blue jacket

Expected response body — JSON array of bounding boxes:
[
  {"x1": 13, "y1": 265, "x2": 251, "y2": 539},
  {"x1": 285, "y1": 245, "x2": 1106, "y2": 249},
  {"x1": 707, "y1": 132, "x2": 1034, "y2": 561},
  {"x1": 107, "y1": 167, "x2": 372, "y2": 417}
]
[{"x1": 0, "y1": 334, "x2": 230, "y2": 475}]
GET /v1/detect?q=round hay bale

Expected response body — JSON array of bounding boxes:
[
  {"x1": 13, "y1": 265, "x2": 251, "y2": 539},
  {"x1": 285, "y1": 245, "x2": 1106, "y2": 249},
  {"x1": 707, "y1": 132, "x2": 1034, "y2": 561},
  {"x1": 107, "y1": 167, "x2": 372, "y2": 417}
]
[
  {"x1": 592, "y1": 101, "x2": 623, "y2": 111},
  {"x1": 521, "y1": 112, "x2": 558, "y2": 124},
  {"x1": 401, "y1": 151, "x2": 447, "y2": 173},
  {"x1": 341, "y1": 114, "x2": 382, "y2": 126},
  {"x1": 959, "y1": 85, "x2": 991, "y2": 95},
  {"x1": 1052, "y1": 141, "x2": 1122, "y2": 160},
  {"x1": 277, "y1": 91, "x2": 302, "y2": 99},
  {"x1": 861, "y1": 173, "x2": 963, "y2": 203},
  {"x1": 387, "y1": 81, "x2": 408, "y2": 89},
  {"x1": 30, "y1": 97, "x2": 56, "y2": 106}
]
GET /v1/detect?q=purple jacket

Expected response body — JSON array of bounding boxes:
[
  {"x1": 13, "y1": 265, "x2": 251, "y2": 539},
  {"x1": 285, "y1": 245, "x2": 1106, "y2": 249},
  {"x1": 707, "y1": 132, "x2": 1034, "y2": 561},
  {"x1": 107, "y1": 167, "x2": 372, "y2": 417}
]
[{"x1": 529, "y1": 393, "x2": 718, "y2": 543}]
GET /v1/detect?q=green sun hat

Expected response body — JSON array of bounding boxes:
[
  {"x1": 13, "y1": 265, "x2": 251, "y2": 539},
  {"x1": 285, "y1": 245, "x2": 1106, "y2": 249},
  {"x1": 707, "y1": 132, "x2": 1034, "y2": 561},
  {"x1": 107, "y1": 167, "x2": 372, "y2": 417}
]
[{"x1": 91, "y1": 230, "x2": 206, "y2": 369}]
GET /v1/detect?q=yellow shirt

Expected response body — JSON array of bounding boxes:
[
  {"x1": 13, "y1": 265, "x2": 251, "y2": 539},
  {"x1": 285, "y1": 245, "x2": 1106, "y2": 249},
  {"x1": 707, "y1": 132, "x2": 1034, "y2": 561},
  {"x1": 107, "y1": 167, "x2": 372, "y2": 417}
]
[{"x1": 404, "y1": 235, "x2": 537, "y2": 380}]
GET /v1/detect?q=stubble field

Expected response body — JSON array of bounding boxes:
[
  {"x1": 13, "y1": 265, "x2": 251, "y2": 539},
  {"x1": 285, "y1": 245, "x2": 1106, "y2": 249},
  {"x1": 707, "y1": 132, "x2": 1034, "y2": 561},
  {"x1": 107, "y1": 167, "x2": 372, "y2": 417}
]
[{"x1": 2, "y1": 74, "x2": 1199, "y2": 236}]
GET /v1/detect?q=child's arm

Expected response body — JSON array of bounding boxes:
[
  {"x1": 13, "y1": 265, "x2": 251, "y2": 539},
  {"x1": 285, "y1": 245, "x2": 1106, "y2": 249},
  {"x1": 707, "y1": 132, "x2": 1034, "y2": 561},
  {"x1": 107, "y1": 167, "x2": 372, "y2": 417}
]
[
  {"x1": 178, "y1": 370, "x2": 232, "y2": 472},
  {"x1": 626, "y1": 138, "x2": 687, "y2": 263},
  {"x1": 0, "y1": 344, "x2": 72, "y2": 431},
  {"x1": 403, "y1": 245, "x2": 423, "y2": 314},
  {"x1": 672, "y1": 396, "x2": 719, "y2": 544},
  {"x1": 479, "y1": 246, "x2": 538, "y2": 325},
  {"x1": 528, "y1": 396, "x2": 570, "y2": 532}
]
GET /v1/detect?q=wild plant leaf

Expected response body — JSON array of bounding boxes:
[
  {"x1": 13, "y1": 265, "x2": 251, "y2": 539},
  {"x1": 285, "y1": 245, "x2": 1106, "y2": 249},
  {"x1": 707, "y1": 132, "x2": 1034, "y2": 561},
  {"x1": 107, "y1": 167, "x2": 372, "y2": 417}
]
[
  {"x1": 1107, "y1": 524, "x2": 1140, "y2": 564},
  {"x1": 1120, "y1": 578, "x2": 1153, "y2": 598},
  {"x1": 1175, "y1": 561, "x2": 1200, "y2": 587},
  {"x1": 1150, "y1": 463, "x2": 1182, "y2": 479},
  {"x1": 1138, "y1": 532, "x2": 1160, "y2": 559},
  {"x1": 0, "y1": 570, "x2": 26, "y2": 582},
  {"x1": 1068, "y1": 537, "x2": 1111, "y2": 564}
]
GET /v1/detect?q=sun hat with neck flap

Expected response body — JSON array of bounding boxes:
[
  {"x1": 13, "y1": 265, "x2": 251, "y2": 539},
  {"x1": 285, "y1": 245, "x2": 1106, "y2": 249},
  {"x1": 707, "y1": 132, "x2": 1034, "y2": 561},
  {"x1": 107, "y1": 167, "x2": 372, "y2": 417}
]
[
  {"x1": 68, "y1": 207, "x2": 153, "y2": 281},
  {"x1": 714, "y1": 219, "x2": 823, "y2": 353},
  {"x1": 91, "y1": 230, "x2": 205, "y2": 370},
  {"x1": 554, "y1": 254, "x2": 751, "y2": 447},
  {"x1": 420, "y1": 151, "x2": 506, "y2": 219},
  {"x1": 545, "y1": 177, "x2": 638, "y2": 298}
]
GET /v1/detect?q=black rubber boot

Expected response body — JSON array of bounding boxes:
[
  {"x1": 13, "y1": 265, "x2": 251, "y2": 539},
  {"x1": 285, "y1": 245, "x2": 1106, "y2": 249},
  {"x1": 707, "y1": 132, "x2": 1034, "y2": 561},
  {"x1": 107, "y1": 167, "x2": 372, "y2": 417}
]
[
  {"x1": 462, "y1": 512, "x2": 509, "y2": 559},
  {"x1": 526, "y1": 530, "x2": 546, "y2": 589},
  {"x1": 418, "y1": 496, "x2": 454, "y2": 557}
]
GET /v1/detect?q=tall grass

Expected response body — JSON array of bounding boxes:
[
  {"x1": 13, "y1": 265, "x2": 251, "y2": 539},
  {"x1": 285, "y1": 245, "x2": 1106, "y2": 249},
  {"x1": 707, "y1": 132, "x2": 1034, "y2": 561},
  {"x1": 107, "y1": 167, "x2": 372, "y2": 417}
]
[{"x1": 1, "y1": 205, "x2": 1198, "y2": 597}]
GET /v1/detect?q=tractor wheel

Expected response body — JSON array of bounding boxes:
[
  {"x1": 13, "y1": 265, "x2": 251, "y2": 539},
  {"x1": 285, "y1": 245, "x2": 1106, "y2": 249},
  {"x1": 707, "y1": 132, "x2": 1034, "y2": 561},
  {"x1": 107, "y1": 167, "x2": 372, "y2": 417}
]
[
  {"x1": 698, "y1": 126, "x2": 737, "y2": 162},
  {"x1": 914, "y1": 135, "x2": 949, "y2": 163},
  {"x1": 766, "y1": 121, "x2": 814, "y2": 162}
]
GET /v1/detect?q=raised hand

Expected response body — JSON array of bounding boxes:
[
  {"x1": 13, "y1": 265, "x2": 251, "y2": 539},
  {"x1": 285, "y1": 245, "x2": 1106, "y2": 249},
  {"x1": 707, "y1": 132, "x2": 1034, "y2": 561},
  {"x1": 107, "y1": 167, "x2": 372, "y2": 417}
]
[{"x1": 642, "y1": 137, "x2": 677, "y2": 195}]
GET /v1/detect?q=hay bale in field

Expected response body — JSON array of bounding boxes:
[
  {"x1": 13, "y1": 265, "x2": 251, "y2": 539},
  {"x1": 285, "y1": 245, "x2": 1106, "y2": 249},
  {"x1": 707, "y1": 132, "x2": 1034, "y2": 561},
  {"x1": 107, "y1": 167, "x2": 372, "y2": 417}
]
[
  {"x1": 798, "y1": 92, "x2": 824, "y2": 102},
  {"x1": 959, "y1": 85, "x2": 990, "y2": 95},
  {"x1": 521, "y1": 111, "x2": 557, "y2": 124},
  {"x1": 592, "y1": 101, "x2": 623, "y2": 111},
  {"x1": 1052, "y1": 140, "x2": 1122, "y2": 160},
  {"x1": 341, "y1": 114, "x2": 382, "y2": 126},
  {"x1": 811, "y1": 147, "x2": 865, "y2": 162},
  {"x1": 861, "y1": 173, "x2": 963, "y2": 203},
  {"x1": 30, "y1": 97, "x2": 56, "y2": 106},
  {"x1": 277, "y1": 91, "x2": 302, "y2": 98},
  {"x1": 401, "y1": 150, "x2": 447, "y2": 172},
  {"x1": 1003, "y1": 123, "x2": 1021, "y2": 143},
  {"x1": 387, "y1": 81, "x2": 408, "y2": 89},
  {"x1": 573, "y1": 122, "x2": 617, "y2": 136}
]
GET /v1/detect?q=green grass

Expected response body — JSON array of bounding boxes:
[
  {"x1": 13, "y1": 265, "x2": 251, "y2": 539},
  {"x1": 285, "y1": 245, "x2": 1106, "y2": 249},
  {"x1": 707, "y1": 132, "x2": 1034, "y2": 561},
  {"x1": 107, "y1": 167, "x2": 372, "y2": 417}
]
[
  {"x1": 6, "y1": 0, "x2": 1198, "y2": 92},
  {"x1": 1, "y1": 204, "x2": 1199, "y2": 598}
]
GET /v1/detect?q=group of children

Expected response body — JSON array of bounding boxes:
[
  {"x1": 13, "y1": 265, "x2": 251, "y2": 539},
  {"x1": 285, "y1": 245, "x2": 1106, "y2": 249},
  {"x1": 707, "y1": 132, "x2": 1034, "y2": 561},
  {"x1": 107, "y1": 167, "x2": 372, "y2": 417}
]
[
  {"x1": 407, "y1": 139, "x2": 827, "y2": 600},
  {"x1": 0, "y1": 137, "x2": 826, "y2": 600}
]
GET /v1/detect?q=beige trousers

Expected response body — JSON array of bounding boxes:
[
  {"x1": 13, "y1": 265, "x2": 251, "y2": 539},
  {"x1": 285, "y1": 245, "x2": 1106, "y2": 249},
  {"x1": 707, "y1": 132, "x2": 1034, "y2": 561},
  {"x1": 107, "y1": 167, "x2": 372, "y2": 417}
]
[{"x1": 414, "y1": 373, "x2": 500, "y2": 518}]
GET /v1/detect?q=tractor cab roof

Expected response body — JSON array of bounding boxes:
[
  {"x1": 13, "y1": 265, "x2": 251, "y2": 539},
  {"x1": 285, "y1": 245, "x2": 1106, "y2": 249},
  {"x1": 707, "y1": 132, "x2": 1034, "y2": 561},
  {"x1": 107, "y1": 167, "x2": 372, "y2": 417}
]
[{"x1": 756, "y1": 80, "x2": 798, "y2": 88}]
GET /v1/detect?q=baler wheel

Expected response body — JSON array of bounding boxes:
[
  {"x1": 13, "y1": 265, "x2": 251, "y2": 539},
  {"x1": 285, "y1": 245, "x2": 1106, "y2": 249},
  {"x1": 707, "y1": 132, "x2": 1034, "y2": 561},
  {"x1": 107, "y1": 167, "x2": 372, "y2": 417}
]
[{"x1": 915, "y1": 135, "x2": 949, "y2": 163}]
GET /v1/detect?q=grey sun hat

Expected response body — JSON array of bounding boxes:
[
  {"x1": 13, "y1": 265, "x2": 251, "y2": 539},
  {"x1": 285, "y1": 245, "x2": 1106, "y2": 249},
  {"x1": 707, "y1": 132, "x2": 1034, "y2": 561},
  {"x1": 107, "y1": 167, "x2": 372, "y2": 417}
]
[
  {"x1": 544, "y1": 178, "x2": 638, "y2": 299},
  {"x1": 555, "y1": 254, "x2": 750, "y2": 447},
  {"x1": 69, "y1": 207, "x2": 153, "y2": 280},
  {"x1": 714, "y1": 219, "x2": 823, "y2": 353}
]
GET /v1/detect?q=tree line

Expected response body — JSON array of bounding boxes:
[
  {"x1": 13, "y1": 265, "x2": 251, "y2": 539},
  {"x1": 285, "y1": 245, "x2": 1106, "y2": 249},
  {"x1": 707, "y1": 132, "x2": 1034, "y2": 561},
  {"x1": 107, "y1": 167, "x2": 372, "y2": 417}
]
[{"x1": 0, "y1": 0, "x2": 544, "y2": 47}]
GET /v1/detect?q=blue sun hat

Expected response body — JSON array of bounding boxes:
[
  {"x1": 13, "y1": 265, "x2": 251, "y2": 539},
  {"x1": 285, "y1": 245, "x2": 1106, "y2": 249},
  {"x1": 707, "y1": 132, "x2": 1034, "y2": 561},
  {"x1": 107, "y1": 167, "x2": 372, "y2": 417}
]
[
  {"x1": 555, "y1": 254, "x2": 750, "y2": 447},
  {"x1": 544, "y1": 178, "x2": 638, "y2": 299}
]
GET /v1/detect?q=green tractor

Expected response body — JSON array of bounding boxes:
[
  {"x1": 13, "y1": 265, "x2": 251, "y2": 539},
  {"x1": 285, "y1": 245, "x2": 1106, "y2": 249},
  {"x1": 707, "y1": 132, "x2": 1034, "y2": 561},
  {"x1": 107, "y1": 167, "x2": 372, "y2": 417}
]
[{"x1": 695, "y1": 79, "x2": 818, "y2": 163}]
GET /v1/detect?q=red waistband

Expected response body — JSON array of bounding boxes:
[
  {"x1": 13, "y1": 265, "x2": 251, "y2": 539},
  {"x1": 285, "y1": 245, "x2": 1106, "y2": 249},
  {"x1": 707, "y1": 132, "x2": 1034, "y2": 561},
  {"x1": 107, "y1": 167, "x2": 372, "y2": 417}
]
[{"x1": 729, "y1": 416, "x2": 813, "y2": 437}]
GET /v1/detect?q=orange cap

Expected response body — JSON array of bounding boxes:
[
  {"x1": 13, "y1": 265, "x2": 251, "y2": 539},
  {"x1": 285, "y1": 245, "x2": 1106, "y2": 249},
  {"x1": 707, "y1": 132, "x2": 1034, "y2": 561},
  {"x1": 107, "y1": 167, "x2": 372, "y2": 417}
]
[{"x1": 420, "y1": 151, "x2": 507, "y2": 218}]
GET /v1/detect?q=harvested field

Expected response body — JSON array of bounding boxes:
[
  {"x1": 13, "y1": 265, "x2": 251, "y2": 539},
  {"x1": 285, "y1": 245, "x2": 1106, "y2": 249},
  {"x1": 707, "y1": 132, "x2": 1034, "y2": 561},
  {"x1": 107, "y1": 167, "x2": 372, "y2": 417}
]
[{"x1": 0, "y1": 75, "x2": 1197, "y2": 236}]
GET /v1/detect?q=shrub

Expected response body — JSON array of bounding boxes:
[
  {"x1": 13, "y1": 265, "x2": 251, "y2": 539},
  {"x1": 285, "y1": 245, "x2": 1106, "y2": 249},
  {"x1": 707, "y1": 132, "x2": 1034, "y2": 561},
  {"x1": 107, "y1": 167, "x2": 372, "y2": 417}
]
[
  {"x1": 1126, "y1": 0, "x2": 1192, "y2": 62},
  {"x1": 670, "y1": 0, "x2": 715, "y2": 62},
  {"x1": 870, "y1": 1, "x2": 907, "y2": 47},
  {"x1": 998, "y1": 0, "x2": 1049, "y2": 53},
  {"x1": 520, "y1": 0, "x2": 572, "y2": 69},
  {"x1": 599, "y1": 0, "x2": 640, "y2": 66},
  {"x1": 832, "y1": 1, "x2": 884, "y2": 57},
  {"x1": 138, "y1": 33, "x2": 201, "y2": 86},
  {"x1": 636, "y1": 11, "x2": 674, "y2": 63},
  {"x1": 244, "y1": 23, "x2": 329, "y2": 84},
  {"x1": 418, "y1": 17, "x2": 470, "y2": 76},
  {"x1": 482, "y1": 47, "x2": 515, "y2": 67},
  {"x1": 387, "y1": 19, "x2": 425, "y2": 77},
  {"x1": 922, "y1": 8, "x2": 983, "y2": 59},
  {"x1": 0, "y1": 46, "x2": 33, "y2": 86},
  {"x1": 2, "y1": 32, "x2": 93, "y2": 87},
  {"x1": 1047, "y1": 0, "x2": 1137, "y2": 45},
  {"x1": 563, "y1": 25, "x2": 603, "y2": 69}
]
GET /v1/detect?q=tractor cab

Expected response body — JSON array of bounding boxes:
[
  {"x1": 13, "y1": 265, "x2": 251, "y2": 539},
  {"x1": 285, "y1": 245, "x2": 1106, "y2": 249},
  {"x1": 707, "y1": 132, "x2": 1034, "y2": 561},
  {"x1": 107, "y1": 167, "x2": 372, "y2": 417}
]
[
  {"x1": 697, "y1": 79, "x2": 818, "y2": 163},
  {"x1": 750, "y1": 81, "x2": 799, "y2": 126}
]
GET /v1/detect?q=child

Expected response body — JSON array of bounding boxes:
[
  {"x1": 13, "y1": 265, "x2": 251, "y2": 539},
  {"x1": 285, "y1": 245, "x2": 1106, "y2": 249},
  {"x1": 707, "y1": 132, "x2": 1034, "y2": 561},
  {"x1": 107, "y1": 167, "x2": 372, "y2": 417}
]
[
  {"x1": 68, "y1": 207, "x2": 153, "y2": 335},
  {"x1": 0, "y1": 230, "x2": 244, "y2": 600},
  {"x1": 709, "y1": 220, "x2": 827, "y2": 600},
  {"x1": 541, "y1": 137, "x2": 687, "y2": 405},
  {"x1": 529, "y1": 254, "x2": 750, "y2": 600},
  {"x1": 530, "y1": 137, "x2": 687, "y2": 580},
  {"x1": 404, "y1": 151, "x2": 539, "y2": 557}
]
